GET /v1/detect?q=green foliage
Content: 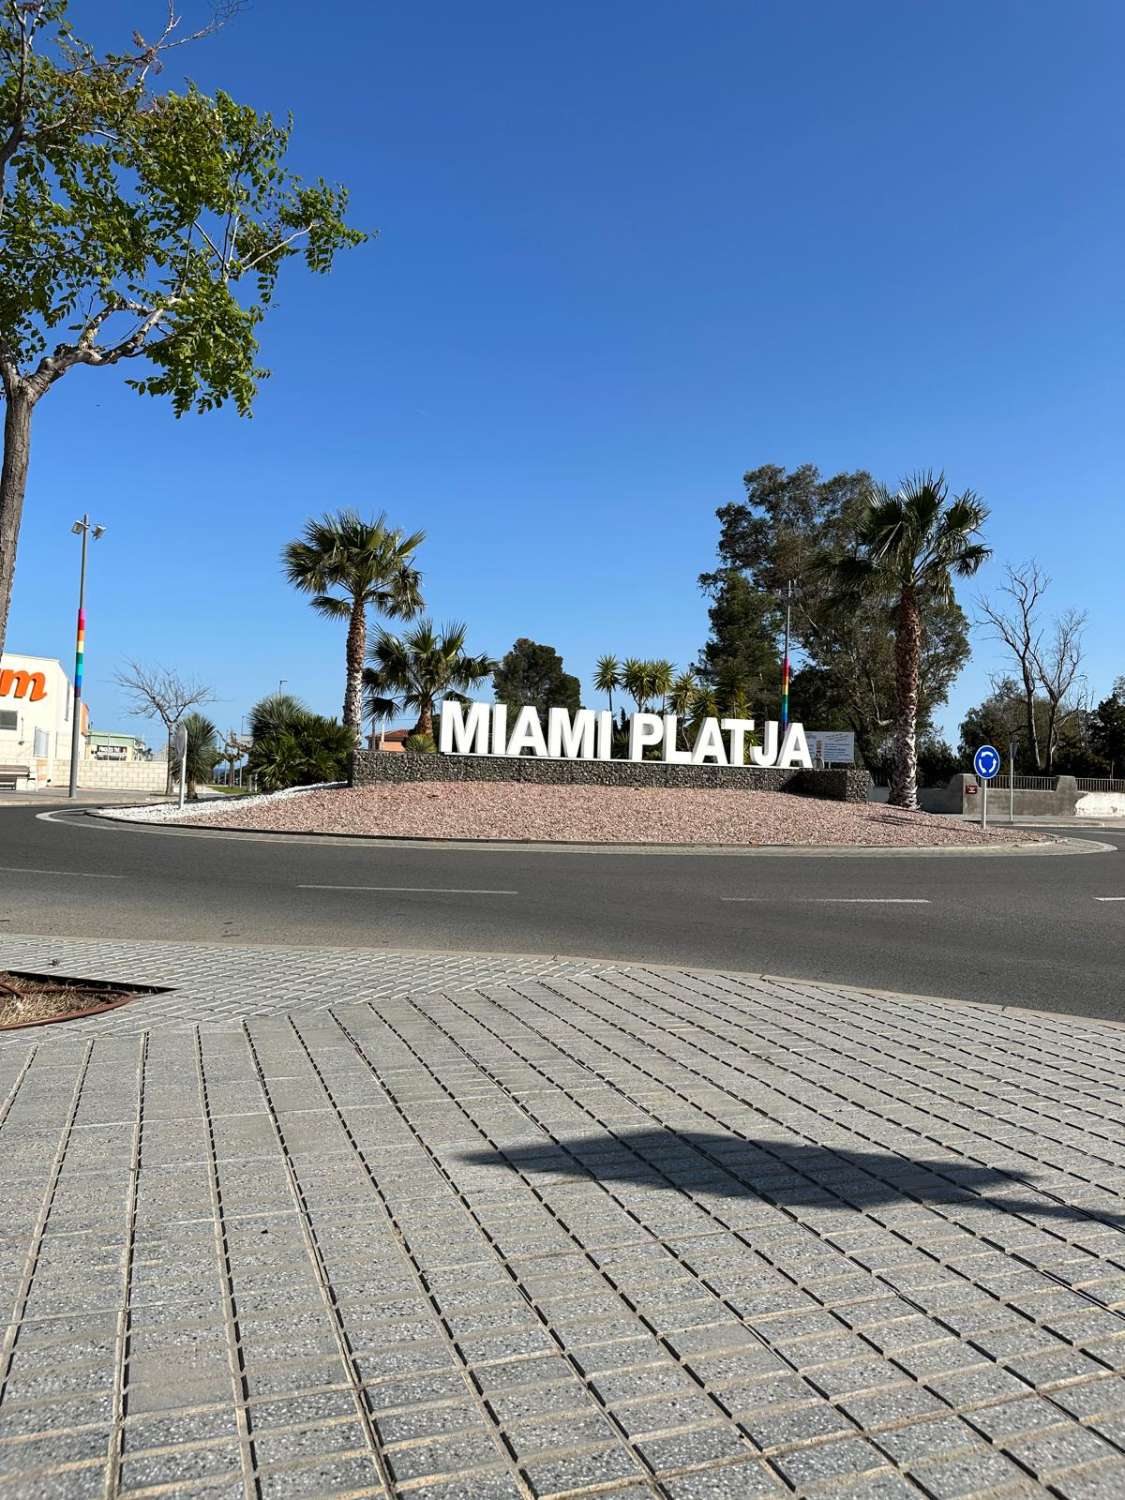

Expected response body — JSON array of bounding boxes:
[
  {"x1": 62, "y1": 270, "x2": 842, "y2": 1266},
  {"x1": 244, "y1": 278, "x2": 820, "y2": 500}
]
[
  {"x1": 169, "y1": 711, "x2": 219, "y2": 798},
  {"x1": 363, "y1": 619, "x2": 494, "y2": 736},
  {"x1": 492, "y1": 638, "x2": 581, "y2": 718},
  {"x1": 1090, "y1": 680, "x2": 1125, "y2": 776},
  {"x1": 593, "y1": 654, "x2": 620, "y2": 711},
  {"x1": 835, "y1": 472, "x2": 989, "y2": 807},
  {"x1": 283, "y1": 511, "x2": 424, "y2": 623},
  {"x1": 0, "y1": 2, "x2": 365, "y2": 661},
  {"x1": 402, "y1": 731, "x2": 437, "y2": 754},
  {"x1": 246, "y1": 693, "x2": 354, "y2": 791},
  {"x1": 283, "y1": 509, "x2": 425, "y2": 730},
  {"x1": 0, "y1": 5, "x2": 366, "y2": 413},
  {"x1": 695, "y1": 570, "x2": 780, "y2": 718},
  {"x1": 701, "y1": 465, "x2": 975, "y2": 766},
  {"x1": 247, "y1": 691, "x2": 306, "y2": 741}
]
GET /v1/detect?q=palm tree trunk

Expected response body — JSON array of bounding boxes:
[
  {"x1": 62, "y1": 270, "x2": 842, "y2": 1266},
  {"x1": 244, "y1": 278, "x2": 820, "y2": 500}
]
[
  {"x1": 890, "y1": 588, "x2": 922, "y2": 810},
  {"x1": 414, "y1": 700, "x2": 434, "y2": 738},
  {"x1": 343, "y1": 600, "x2": 366, "y2": 735}
]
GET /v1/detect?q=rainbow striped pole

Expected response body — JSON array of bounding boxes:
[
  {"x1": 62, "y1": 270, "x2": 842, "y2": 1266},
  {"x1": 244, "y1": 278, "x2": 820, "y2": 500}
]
[
  {"x1": 68, "y1": 515, "x2": 104, "y2": 797},
  {"x1": 780, "y1": 579, "x2": 793, "y2": 731}
]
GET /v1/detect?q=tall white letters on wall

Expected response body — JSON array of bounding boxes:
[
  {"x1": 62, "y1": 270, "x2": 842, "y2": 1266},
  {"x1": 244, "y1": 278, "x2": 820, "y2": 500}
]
[{"x1": 436, "y1": 700, "x2": 818, "y2": 772}]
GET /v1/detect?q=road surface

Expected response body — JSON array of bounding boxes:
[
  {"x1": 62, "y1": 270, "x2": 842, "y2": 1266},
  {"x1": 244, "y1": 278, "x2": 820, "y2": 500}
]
[{"x1": 1, "y1": 805, "x2": 1121, "y2": 1021}]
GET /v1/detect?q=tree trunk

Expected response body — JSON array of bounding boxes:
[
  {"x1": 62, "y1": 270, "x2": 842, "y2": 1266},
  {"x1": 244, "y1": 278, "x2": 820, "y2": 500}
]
[
  {"x1": 1021, "y1": 663, "x2": 1041, "y2": 770},
  {"x1": 889, "y1": 588, "x2": 922, "y2": 810},
  {"x1": 414, "y1": 700, "x2": 433, "y2": 738},
  {"x1": 0, "y1": 384, "x2": 33, "y2": 663},
  {"x1": 343, "y1": 599, "x2": 366, "y2": 734}
]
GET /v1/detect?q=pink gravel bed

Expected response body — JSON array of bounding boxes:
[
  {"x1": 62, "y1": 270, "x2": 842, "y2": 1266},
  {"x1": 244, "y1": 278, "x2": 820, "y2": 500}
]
[{"x1": 192, "y1": 783, "x2": 1046, "y2": 847}]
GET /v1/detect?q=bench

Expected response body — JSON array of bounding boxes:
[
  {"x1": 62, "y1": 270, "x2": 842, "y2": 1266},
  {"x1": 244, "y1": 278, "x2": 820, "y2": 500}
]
[{"x1": 0, "y1": 764, "x2": 30, "y2": 790}]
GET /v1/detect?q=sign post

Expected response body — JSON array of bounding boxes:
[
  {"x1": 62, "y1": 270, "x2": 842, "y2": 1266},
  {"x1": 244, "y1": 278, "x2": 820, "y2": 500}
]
[
  {"x1": 972, "y1": 744, "x2": 1001, "y2": 830},
  {"x1": 173, "y1": 721, "x2": 188, "y2": 811}
]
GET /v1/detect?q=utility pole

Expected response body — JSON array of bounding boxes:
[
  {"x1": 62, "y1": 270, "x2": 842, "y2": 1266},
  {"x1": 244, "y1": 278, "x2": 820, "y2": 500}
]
[
  {"x1": 780, "y1": 580, "x2": 794, "y2": 730},
  {"x1": 68, "y1": 515, "x2": 106, "y2": 798}
]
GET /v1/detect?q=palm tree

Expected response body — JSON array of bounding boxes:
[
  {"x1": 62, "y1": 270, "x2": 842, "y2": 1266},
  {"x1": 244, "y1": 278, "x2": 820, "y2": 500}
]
[
  {"x1": 364, "y1": 619, "x2": 495, "y2": 739},
  {"x1": 248, "y1": 691, "x2": 307, "y2": 741},
  {"x1": 172, "y1": 713, "x2": 219, "y2": 800},
  {"x1": 593, "y1": 654, "x2": 621, "y2": 716},
  {"x1": 622, "y1": 657, "x2": 650, "y2": 711},
  {"x1": 669, "y1": 669, "x2": 698, "y2": 751},
  {"x1": 650, "y1": 659, "x2": 676, "y2": 713},
  {"x1": 835, "y1": 472, "x2": 989, "y2": 809},
  {"x1": 283, "y1": 510, "x2": 425, "y2": 737}
]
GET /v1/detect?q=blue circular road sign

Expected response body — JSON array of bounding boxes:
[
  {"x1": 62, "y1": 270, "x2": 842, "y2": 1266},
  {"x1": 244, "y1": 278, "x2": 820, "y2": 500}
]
[{"x1": 973, "y1": 744, "x2": 1001, "y2": 780}]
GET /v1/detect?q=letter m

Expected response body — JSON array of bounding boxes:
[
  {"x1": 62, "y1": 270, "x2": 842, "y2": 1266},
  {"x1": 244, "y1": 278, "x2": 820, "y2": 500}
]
[
  {"x1": 0, "y1": 670, "x2": 46, "y2": 702},
  {"x1": 439, "y1": 699, "x2": 491, "y2": 755}
]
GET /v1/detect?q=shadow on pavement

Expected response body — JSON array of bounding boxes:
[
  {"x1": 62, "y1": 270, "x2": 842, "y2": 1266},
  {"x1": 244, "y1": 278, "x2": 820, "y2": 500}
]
[{"x1": 461, "y1": 1129, "x2": 1125, "y2": 1231}]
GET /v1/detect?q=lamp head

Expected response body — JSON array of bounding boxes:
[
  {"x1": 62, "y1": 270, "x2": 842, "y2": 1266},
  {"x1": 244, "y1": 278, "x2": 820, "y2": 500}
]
[
  {"x1": 70, "y1": 521, "x2": 83, "y2": 535},
  {"x1": 93, "y1": 525, "x2": 106, "y2": 540}
]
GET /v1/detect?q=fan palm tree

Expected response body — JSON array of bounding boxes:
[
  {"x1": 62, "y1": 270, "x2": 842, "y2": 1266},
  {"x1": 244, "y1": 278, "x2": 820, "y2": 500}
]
[
  {"x1": 669, "y1": 670, "x2": 698, "y2": 750},
  {"x1": 650, "y1": 659, "x2": 676, "y2": 713},
  {"x1": 834, "y1": 472, "x2": 989, "y2": 809},
  {"x1": 364, "y1": 620, "x2": 495, "y2": 739},
  {"x1": 622, "y1": 657, "x2": 650, "y2": 711},
  {"x1": 593, "y1": 654, "x2": 621, "y2": 716},
  {"x1": 171, "y1": 713, "x2": 219, "y2": 800},
  {"x1": 282, "y1": 510, "x2": 425, "y2": 737}
]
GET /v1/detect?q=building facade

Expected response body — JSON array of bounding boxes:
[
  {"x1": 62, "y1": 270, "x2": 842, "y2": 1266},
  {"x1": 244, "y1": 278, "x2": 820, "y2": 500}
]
[{"x1": 0, "y1": 652, "x2": 85, "y2": 786}]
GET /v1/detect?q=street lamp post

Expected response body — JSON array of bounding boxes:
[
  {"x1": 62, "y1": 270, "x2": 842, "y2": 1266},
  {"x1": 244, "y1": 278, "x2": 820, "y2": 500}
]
[{"x1": 68, "y1": 515, "x2": 105, "y2": 798}]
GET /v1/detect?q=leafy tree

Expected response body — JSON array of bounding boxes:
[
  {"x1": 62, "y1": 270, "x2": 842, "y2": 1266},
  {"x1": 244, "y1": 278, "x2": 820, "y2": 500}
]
[
  {"x1": 283, "y1": 510, "x2": 424, "y2": 734},
  {"x1": 169, "y1": 711, "x2": 219, "y2": 800},
  {"x1": 593, "y1": 655, "x2": 620, "y2": 716},
  {"x1": 364, "y1": 619, "x2": 494, "y2": 738},
  {"x1": 701, "y1": 464, "x2": 972, "y2": 767},
  {"x1": 492, "y1": 638, "x2": 581, "y2": 720},
  {"x1": 695, "y1": 570, "x2": 780, "y2": 720},
  {"x1": 246, "y1": 692, "x2": 353, "y2": 791},
  {"x1": 0, "y1": 1, "x2": 365, "y2": 660},
  {"x1": 834, "y1": 473, "x2": 989, "y2": 809},
  {"x1": 1090, "y1": 679, "x2": 1125, "y2": 777}
]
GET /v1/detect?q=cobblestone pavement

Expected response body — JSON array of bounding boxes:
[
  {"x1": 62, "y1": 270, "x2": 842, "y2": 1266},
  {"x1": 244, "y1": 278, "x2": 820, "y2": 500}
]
[{"x1": 2, "y1": 938, "x2": 1125, "y2": 1498}]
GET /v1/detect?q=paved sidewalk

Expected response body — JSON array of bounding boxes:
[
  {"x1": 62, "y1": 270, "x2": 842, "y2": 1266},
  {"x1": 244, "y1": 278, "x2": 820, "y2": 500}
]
[{"x1": 2, "y1": 940, "x2": 1125, "y2": 1498}]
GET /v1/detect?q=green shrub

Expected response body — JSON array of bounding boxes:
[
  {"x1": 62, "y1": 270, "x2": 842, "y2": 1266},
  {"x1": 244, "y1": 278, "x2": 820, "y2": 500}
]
[
  {"x1": 403, "y1": 731, "x2": 437, "y2": 754},
  {"x1": 247, "y1": 700, "x2": 356, "y2": 791}
]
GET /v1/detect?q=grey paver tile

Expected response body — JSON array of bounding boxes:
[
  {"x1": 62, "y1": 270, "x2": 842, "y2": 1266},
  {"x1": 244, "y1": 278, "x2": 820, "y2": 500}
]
[{"x1": 3, "y1": 937, "x2": 1125, "y2": 1499}]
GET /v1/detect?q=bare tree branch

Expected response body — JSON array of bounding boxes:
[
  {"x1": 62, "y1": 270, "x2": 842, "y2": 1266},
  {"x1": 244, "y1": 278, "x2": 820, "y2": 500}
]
[
  {"x1": 1031, "y1": 607, "x2": 1087, "y2": 773},
  {"x1": 976, "y1": 561, "x2": 1050, "y2": 770},
  {"x1": 114, "y1": 660, "x2": 215, "y2": 793}
]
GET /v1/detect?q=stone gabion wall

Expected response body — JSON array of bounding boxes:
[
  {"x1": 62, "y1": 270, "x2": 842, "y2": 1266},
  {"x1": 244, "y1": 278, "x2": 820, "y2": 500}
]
[{"x1": 351, "y1": 751, "x2": 871, "y2": 803}]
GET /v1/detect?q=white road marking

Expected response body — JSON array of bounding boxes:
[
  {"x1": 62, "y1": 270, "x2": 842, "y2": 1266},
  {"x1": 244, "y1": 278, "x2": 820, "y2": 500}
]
[
  {"x1": 1094, "y1": 896, "x2": 1125, "y2": 902},
  {"x1": 297, "y1": 884, "x2": 519, "y2": 895},
  {"x1": 721, "y1": 897, "x2": 930, "y2": 904},
  {"x1": 0, "y1": 865, "x2": 124, "y2": 879}
]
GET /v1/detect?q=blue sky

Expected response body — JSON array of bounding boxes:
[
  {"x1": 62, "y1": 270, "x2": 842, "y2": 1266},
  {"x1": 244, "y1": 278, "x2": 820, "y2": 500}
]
[{"x1": 8, "y1": 0, "x2": 1124, "y2": 746}]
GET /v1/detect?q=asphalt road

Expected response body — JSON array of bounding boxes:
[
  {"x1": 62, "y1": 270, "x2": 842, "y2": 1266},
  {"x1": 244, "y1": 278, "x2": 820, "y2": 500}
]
[{"x1": 0, "y1": 805, "x2": 1122, "y2": 1021}]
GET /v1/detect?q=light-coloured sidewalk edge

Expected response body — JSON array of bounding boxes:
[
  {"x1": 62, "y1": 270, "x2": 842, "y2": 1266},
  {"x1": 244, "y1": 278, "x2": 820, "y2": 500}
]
[{"x1": 2, "y1": 931, "x2": 1122, "y2": 1036}]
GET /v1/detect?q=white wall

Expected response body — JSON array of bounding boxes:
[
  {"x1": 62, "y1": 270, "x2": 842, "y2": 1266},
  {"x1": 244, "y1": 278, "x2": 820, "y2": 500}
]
[
  {"x1": 46, "y1": 759, "x2": 168, "y2": 791},
  {"x1": 1076, "y1": 792, "x2": 1125, "y2": 818}
]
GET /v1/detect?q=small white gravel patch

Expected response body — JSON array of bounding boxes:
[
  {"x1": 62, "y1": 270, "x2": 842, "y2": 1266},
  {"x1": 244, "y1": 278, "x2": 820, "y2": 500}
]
[
  {"x1": 149, "y1": 782, "x2": 1046, "y2": 848},
  {"x1": 102, "y1": 782, "x2": 345, "y2": 824}
]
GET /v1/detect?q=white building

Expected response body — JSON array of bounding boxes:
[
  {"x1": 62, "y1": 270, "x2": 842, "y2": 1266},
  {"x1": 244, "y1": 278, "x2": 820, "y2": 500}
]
[{"x1": 0, "y1": 652, "x2": 83, "y2": 788}]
